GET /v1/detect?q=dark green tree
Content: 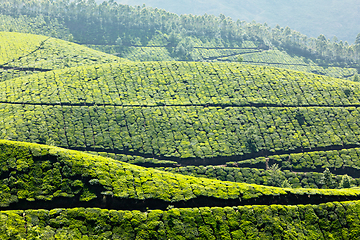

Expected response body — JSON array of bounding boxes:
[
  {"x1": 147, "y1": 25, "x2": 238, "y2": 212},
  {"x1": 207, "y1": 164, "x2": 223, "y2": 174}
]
[
  {"x1": 267, "y1": 163, "x2": 283, "y2": 187},
  {"x1": 339, "y1": 174, "x2": 352, "y2": 188},
  {"x1": 354, "y1": 74, "x2": 359, "y2": 82},
  {"x1": 320, "y1": 168, "x2": 335, "y2": 189},
  {"x1": 281, "y1": 179, "x2": 292, "y2": 188}
]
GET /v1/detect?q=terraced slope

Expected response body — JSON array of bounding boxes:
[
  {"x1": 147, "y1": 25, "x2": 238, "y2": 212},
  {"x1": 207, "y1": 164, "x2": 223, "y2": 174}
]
[
  {"x1": 1, "y1": 61, "x2": 360, "y2": 190},
  {"x1": 0, "y1": 32, "x2": 125, "y2": 81},
  {"x1": 1, "y1": 10, "x2": 358, "y2": 80},
  {"x1": 89, "y1": 43, "x2": 359, "y2": 81},
  {"x1": 3, "y1": 140, "x2": 360, "y2": 208},
  {"x1": 1, "y1": 140, "x2": 360, "y2": 238},
  {"x1": 1, "y1": 31, "x2": 360, "y2": 239},
  {"x1": 1, "y1": 61, "x2": 359, "y2": 106}
]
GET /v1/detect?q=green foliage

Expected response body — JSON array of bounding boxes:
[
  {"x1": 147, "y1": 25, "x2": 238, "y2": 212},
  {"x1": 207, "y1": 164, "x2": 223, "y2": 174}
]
[
  {"x1": 354, "y1": 74, "x2": 359, "y2": 82},
  {"x1": 2, "y1": 62, "x2": 360, "y2": 163},
  {"x1": 157, "y1": 165, "x2": 358, "y2": 189},
  {"x1": 0, "y1": 202, "x2": 359, "y2": 239},
  {"x1": 1, "y1": 0, "x2": 359, "y2": 80},
  {"x1": 320, "y1": 168, "x2": 336, "y2": 189},
  {"x1": 339, "y1": 174, "x2": 352, "y2": 188},
  {"x1": 0, "y1": 140, "x2": 358, "y2": 208},
  {"x1": 1, "y1": 2, "x2": 360, "y2": 238},
  {"x1": 3, "y1": 61, "x2": 360, "y2": 107},
  {"x1": 267, "y1": 164, "x2": 282, "y2": 187},
  {"x1": 0, "y1": 31, "x2": 125, "y2": 82},
  {"x1": 281, "y1": 179, "x2": 292, "y2": 188}
]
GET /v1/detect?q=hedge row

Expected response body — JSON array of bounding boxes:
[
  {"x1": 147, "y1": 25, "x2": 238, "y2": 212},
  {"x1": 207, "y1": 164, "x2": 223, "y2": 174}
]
[
  {"x1": 0, "y1": 140, "x2": 359, "y2": 208},
  {"x1": 1, "y1": 61, "x2": 359, "y2": 106},
  {"x1": 156, "y1": 165, "x2": 358, "y2": 189},
  {"x1": 2, "y1": 201, "x2": 360, "y2": 239},
  {"x1": 3, "y1": 103, "x2": 360, "y2": 161},
  {"x1": 236, "y1": 147, "x2": 360, "y2": 171}
]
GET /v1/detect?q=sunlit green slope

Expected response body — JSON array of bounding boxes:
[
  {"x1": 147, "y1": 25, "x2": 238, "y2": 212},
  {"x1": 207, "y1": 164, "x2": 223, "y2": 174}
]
[
  {"x1": 0, "y1": 32, "x2": 126, "y2": 81},
  {"x1": 1, "y1": 61, "x2": 359, "y2": 106},
  {"x1": 1, "y1": 1, "x2": 359, "y2": 81},
  {"x1": 90, "y1": 42, "x2": 358, "y2": 81},
  {"x1": 1, "y1": 61, "x2": 360, "y2": 186},
  {"x1": 3, "y1": 140, "x2": 359, "y2": 207},
  {"x1": 0, "y1": 140, "x2": 360, "y2": 239},
  {"x1": 1, "y1": 139, "x2": 360, "y2": 206}
]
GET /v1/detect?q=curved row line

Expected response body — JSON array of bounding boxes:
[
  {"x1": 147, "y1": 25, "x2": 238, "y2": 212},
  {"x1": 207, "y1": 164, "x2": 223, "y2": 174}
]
[
  {"x1": 2, "y1": 100, "x2": 360, "y2": 108},
  {"x1": 68, "y1": 144, "x2": 360, "y2": 177}
]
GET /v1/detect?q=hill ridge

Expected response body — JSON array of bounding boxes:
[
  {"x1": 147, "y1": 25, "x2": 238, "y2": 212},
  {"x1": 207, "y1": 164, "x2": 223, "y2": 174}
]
[{"x1": 0, "y1": 139, "x2": 360, "y2": 212}]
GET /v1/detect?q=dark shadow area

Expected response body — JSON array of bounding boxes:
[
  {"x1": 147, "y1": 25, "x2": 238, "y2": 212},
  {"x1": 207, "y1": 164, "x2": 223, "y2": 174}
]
[{"x1": 3, "y1": 190, "x2": 360, "y2": 212}]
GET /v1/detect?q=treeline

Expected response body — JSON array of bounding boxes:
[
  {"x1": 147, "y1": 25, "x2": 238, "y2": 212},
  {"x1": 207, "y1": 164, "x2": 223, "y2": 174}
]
[{"x1": 0, "y1": 0, "x2": 359, "y2": 66}]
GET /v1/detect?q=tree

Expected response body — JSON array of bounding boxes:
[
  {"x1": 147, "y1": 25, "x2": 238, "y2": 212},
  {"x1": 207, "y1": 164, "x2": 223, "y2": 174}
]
[
  {"x1": 281, "y1": 179, "x2": 292, "y2": 188},
  {"x1": 320, "y1": 168, "x2": 335, "y2": 189},
  {"x1": 354, "y1": 74, "x2": 359, "y2": 82},
  {"x1": 267, "y1": 163, "x2": 282, "y2": 187},
  {"x1": 68, "y1": 34, "x2": 74, "y2": 42},
  {"x1": 339, "y1": 174, "x2": 352, "y2": 188},
  {"x1": 115, "y1": 37, "x2": 122, "y2": 46},
  {"x1": 355, "y1": 33, "x2": 360, "y2": 45},
  {"x1": 316, "y1": 34, "x2": 327, "y2": 56},
  {"x1": 174, "y1": 37, "x2": 194, "y2": 59}
]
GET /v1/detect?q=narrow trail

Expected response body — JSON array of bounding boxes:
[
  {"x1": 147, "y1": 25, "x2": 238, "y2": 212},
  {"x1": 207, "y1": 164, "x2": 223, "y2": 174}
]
[
  {"x1": 2, "y1": 100, "x2": 360, "y2": 108},
  {"x1": 0, "y1": 65, "x2": 52, "y2": 72}
]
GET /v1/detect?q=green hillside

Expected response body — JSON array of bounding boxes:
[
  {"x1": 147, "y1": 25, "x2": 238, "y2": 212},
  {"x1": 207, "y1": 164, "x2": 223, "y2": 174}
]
[
  {"x1": 1, "y1": 140, "x2": 360, "y2": 239},
  {"x1": 1, "y1": 0, "x2": 359, "y2": 81},
  {"x1": 2, "y1": 1, "x2": 360, "y2": 238},
  {"x1": 0, "y1": 61, "x2": 359, "y2": 151},
  {"x1": 3, "y1": 140, "x2": 360, "y2": 207},
  {"x1": 2, "y1": 61, "x2": 360, "y2": 106},
  {"x1": 0, "y1": 32, "x2": 125, "y2": 81},
  {"x1": 2, "y1": 60, "x2": 360, "y2": 191}
]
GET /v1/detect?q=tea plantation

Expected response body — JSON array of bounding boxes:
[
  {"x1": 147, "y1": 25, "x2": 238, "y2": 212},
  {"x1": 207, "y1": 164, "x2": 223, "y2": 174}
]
[
  {"x1": 1, "y1": 29, "x2": 360, "y2": 238},
  {"x1": 1, "y1": 140, "x2": 360, "y2": 239},
  {"x1": 0, "y1": 32, "x2": 125, "y2": 82}
]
